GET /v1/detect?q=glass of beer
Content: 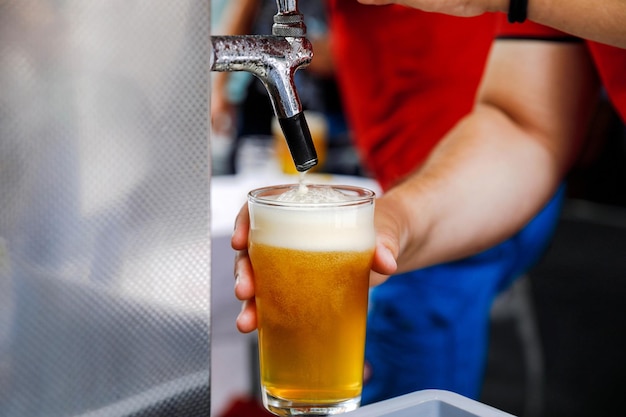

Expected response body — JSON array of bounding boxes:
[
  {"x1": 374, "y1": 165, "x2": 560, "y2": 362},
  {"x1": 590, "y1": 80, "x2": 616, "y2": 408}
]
[{"x1": 247, "y1": 183, "x2": 375, "y2": 416}]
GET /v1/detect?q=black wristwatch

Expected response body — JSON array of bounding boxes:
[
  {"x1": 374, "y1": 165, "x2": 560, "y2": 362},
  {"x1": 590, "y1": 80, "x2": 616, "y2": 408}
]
[{"x1": 508, "y1": 0, "x2": 528, "y2": 23}]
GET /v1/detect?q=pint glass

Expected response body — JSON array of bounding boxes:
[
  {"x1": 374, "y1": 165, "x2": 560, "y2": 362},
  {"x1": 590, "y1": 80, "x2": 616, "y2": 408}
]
[{"x1": 247, "y1": 184, "x2": 376, "y2": 416}]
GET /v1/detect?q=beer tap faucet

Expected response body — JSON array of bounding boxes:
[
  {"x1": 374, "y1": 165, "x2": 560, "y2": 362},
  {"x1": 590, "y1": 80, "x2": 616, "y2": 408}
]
[{"x1": 210, "y1": 0, "x2": 317, "y2": 172}]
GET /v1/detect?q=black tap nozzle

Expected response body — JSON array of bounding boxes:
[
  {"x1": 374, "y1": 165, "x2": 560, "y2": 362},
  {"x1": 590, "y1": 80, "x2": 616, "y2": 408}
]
[{"x1": 278, "y1": 112, "x2": 318, "y2": 172}]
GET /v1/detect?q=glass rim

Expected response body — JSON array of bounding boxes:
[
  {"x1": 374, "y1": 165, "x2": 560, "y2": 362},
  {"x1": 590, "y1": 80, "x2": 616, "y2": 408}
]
[{"x1": 248, "y1": 183, "x2": 376, "y2": 208}]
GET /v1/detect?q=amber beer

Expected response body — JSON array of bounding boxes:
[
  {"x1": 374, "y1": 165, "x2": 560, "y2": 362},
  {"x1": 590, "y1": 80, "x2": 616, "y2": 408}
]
[{"x1": 248, "y1": 184, "x2": 375, "y2": 416}]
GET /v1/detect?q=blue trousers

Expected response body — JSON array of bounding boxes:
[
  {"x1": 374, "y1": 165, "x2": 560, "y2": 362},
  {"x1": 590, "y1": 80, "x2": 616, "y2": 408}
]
[{"x1": 362, "y1": 186, "x2": 565, "y2": 404}]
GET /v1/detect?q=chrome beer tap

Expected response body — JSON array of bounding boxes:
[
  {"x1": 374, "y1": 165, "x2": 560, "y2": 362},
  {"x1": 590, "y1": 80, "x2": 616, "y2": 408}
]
[{"x1": 210, "y1": 0, "x2": 317, "y2": 172}]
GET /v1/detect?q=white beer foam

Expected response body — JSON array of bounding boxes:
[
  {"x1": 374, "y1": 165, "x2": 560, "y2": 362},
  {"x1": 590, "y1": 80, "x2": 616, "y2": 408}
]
[
  {"x1": 275, "y1": 183, "x2": 352, "y2": 204},
  {"x1": 250, "y1": 187, "x2": 375, "y2": 252}
]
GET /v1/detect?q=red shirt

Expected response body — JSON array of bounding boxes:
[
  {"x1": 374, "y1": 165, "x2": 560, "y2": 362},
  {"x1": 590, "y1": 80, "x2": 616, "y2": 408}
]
[
  {"x1": 496, "y1": 17, "x2": 626, "y2": 123},
  {"x1": 327, "y1": 1, "x2": 497, "y2": 190}
]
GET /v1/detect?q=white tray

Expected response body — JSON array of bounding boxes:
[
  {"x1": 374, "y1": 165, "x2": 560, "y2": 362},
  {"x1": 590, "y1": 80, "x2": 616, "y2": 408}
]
[{"x1": 348, "y1": 390, "x2": 516, "y2": 417}]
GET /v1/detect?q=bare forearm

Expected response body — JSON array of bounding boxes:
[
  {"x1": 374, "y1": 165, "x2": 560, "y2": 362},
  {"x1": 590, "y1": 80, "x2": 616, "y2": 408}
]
[
  {"x1": 379, "y1": 105, "x2": 565, "y2": 273},
  {"x1": 507, "y1": 0, "x2": 626, "y2": 48},
  {"x1": 372, "y1": 39, "x2": 599, "y2": 278},
  {"x1": 358, "y1": 0, "x2": 626, "y2": 48}
]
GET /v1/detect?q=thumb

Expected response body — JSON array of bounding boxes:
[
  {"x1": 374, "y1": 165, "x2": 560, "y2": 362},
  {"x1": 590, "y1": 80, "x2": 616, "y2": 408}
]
[{"x1": 370, "y1": 237, "x2": 398, "y2": 287}]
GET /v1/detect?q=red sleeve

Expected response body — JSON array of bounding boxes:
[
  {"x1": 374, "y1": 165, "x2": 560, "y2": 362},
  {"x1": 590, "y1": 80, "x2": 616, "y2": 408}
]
[
  {"x1": 494, "y1": 14, "x2": 579, "y2": 41},
  {"x1": 494, "y1": 14, "x2": 626, "y2": 123}
]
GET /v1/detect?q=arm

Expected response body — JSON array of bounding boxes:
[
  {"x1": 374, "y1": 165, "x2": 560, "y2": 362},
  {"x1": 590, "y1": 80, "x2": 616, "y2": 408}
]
[
  {"x1": 371, "y1": 39, "x2": 600, "y2": 284},
  {"x1": 231, "y1": 39, "x2": 600, "y2": 332},
  {"x1": 356, "y1": 0, "x2": 626, "y2": 49},
  {"x1": 307, "y1": 34, "x2": 335, "y2": 77}
]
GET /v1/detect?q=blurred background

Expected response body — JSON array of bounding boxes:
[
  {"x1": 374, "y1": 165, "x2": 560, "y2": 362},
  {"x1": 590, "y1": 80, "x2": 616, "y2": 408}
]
[
  {"x1": 1, "y1": 1, "x2": 624, "y2": 417},
  {"x1": 210, "y1": 1, "x2": 626, "y2": 416}
]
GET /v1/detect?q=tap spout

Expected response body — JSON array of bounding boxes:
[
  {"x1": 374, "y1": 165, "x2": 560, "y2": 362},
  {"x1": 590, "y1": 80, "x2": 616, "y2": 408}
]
[
  {"x1": 210, "y1": 34, "x2": 317, "y2": 172},
  {"x1": 210, "y1": 0, "x2": 317, "y2": 172},
  {"x1": 210, "y1": 35, "x2": 311, "y2": 120}
]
